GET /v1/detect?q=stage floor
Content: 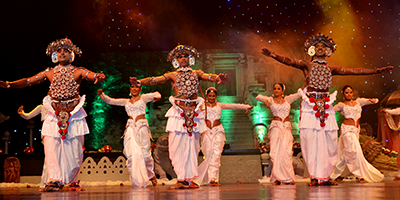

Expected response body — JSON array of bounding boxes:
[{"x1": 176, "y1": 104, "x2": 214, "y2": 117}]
[{"x1": 1, "y1": 181, "x2": 400, "y2": 200}]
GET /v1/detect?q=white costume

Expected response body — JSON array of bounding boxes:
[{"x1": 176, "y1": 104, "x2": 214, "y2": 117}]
[
  {"x1": 256, "y1": 93, "x2": 300, "y2": 183},
  {"x1": 19, "y1": 100, "x2": 49, "y2": 188},
  {"x1": 298, "y1": 88, "x2": 339, "y2": 182},
  {"x1": 197, "y1": 102, "x2": 251, "y2": 185},
  {"x1": 330, "y1": 98, "x2": 384, "y2": 182},
  {"x1": 101, "y1": 92, "x2": 161, "y2": 187},
  {"x1": 42, "y1": 94, "x2": 88, "y2": 185},
  {"x1": 165, "y1": 96, "x2": 207, "y2": 182}
]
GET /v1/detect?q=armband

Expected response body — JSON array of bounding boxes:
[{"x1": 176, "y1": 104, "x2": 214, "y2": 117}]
[
  {"x1": 85, "y1": 71, "x2": 90, "y2": 80},
  {"x1": 162, "y1": 74, "x2": 168, "y2": 81},
  {"x1": 41, "y1": 72, "x2": 47, "y2": 80}
]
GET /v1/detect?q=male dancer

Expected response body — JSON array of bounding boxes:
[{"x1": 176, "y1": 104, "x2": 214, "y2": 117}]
[
  {"x1": 261, "y1": 33, "x2": 392, "y2": 186},
  {"x1": 0, "y1": 38, "x2": 105, "y2": 191},
  {"x1": 130, "y1": 44, "x2": 227, "y2": 189}
]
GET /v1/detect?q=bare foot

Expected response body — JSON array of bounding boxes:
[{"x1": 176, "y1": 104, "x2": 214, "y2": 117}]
[
  {"x1": 284, "y1": 182, "x2": 295, "y2": 185},
  {"x1": 359, "y1": 179, "x2": 367, "y2": 183},
  {"x1": 39, "y1": 184, "x2": 60, "y2": 192},
  {"x1": 150, "y1": 176, "x2": 157, "y2": 186},
  {"x1": 170, "y1": 181, "x2": 189, "y2": 189},
  {"x1": 272, "y1": 180, "x2": 281, "y2": 185},
  {"x1": 189, "y1": 182, "x2": 200, "y2": 189},
  {"x1": 321, "y1": 179, "x2": 338, "y2": 186},
  {"x1": 69, "y1": 180, "x2": 85, "y2": 191},
  {"x1": 69, "y1": 186, "x2": 85, "y2": 191},
  {"x1": 209, "y1": 180, "x2": 221, "y2": 186},
  {"x1": 307, "y1": 179, "x2": 318, "y2": 186}
]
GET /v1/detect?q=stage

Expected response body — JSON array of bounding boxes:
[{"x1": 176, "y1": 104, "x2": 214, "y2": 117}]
[{"x1": 1, "y1": 181, "x2": 400, "y2": 200}]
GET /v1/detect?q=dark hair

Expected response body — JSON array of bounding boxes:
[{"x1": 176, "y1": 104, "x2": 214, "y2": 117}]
[
  {"x1": 342, "y1": 85, "x2": 353, "y2": 93},
  {"x1": 273, "y1": 83, "x2": 285, "y2": 91},
  {"x1": 206, "y1": 88, "x2": 217, "y2": 96},
  {"x1": 130, "y1": 84, "x2": 142, "y2": 88}
]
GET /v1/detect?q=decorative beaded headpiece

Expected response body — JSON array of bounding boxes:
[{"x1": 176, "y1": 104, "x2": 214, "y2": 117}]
[
  {"x1": 304, "y1": 33, "x2": 337, "y2": 56},
  {"x1": 167, "y1": 44, "x2": 198, "y2": 63},
  {"x1": 46, "y1": 37, "x2": 82, "y2": 57},
  {"x1": 206, "y1": 87, "x2": 217, "y2": 95}
]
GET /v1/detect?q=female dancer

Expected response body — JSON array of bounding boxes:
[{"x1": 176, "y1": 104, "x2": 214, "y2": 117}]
[
  {"x1": 256, "y1": 83, "x2": 300, "y2": 185},
  {"x1": 98, "y1": 82, "x2": 161, "y2": 188},
  {"x1": 18, "y1": 95, "x2": 50, "y2": 190},
  {"x1": 330, "y1": 85, "x2": 384, "y2": 183},
  {"x1": 197, "y1": 87, "x2": 252, "y2": 186}
]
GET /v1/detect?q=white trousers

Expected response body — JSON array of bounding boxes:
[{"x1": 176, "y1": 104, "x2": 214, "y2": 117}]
[
  {"x1": 169, "y1": 131, "x2": 200, "y2": 182},
  {"x1": 43, "y1": 135, "x2": 84, "y2": 185},
  {"x1": 198, "y1": 125, "x2": 225, "y2": 184},
  {"x1": 124, "y1": 119, "x2": 155, "y2": 188},
  {"x1": 299, "y1": 128, "x2": 337, "y2": 181},
  {"x1": 331, "y1": 124, "x2": 384, "y2": 182},
  {"x1": 269, "y1": 121, "x2": 296, "y2": 183}
]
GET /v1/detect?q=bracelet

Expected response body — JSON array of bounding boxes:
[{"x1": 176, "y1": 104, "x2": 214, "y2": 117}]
[
  {"x1": 208, "y1": 74, "x2": 212, "y2": 81},
  {"x1": 351, "y1": 68, "x2": 354, "y2": 75},
  {"x1": 282, "y1": 56, "x2": 286, "y2": 63},
  {"x1": 27, "y1": 78, "x2": 31, "y2": 86},
  {"x1": 36, "y1": 75, "x2": 40, "y2": 84},
  {"x1": 150, "y1": 77, "x2": 157, "y2": 85},
  {"x1": 6, "y1": 81, "x2": 12, "y2": 87},
  {"x1": 216, "y1": 76, "x2": 221, "y2": 82},
  {"x1": 93, "y1": 73, "x2": 98, "y2": 80},
  {"x1": 360, "y1": 68, "x2": 363, "y2": 75}
]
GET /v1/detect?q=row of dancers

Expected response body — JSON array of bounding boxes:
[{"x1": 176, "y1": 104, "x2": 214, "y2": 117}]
[{"x1": 0, "y1": 33, "x2": 395, "y2": 190}]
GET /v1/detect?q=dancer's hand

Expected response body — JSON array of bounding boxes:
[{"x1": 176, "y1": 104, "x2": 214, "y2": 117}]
[
  {"x1": 0, "y1": 80, "x2": 10, "y2": 88},
  {"x1": 265, "y1": 100, "x2": 270, "y2": 108},
  {"x1": 245, "y1": 106, "x2": 254, "y2": 113},
  {"x1": 17, "y1": 106, "x2": 24, "y2": 116},
  {"x1": 261, "y1": 48, "x2": 276, "y2": 58},
  {"x1": 369, "y1": 99, "x2": 378, "y2": 104},
  {"x1": 377, "y1": 66, "x2": 393, "y2": 74},
  {"x1": 94, "y1": 72, "x2": 106, "y2": 84},
  {"x1": 153, "y1": 96, "x2": 161, "y2": 102},
  {"x1": 217, "y1": 74, "x2": 228, "y2": 84},
  {"x1": 97, "y1": 89, "x2": 103, "y2": 96},
  {"x1": 130, "y1": 77, "x2": 141, "y2": 87}
]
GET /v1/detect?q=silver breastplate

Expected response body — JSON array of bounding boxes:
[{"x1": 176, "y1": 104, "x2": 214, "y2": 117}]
[
  {"x1": 307, "y1": 61, "x2": 332, "y2": 90},
  {"x1": 174, "y1": 71, "x2": 199, "y2": 98},
  {"x1": 50, "y1": 65, "x2": 80, "y2": 100}
]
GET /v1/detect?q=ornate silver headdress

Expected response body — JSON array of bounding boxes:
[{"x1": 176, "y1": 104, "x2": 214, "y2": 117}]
[
  {"x1": 46, "y1": 38, "x2": 82, "y2": 63},
  {"x1": 304, "y1": 33, "x2": 337, "y2": 57},
  {"x1": 167, "y1": 44, "x2": 198, "y2": 68}
]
